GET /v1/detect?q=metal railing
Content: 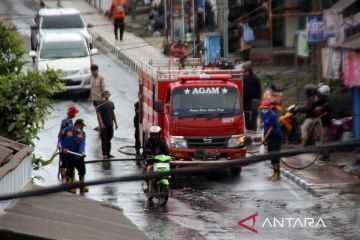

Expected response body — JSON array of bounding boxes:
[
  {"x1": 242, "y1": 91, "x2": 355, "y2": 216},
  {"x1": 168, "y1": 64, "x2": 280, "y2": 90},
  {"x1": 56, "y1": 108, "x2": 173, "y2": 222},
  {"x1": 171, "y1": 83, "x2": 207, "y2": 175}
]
[
  {"x1": 0, "y1": 147, "x2": 33, "y2": 213},
  {"x1": 139, "y1": 58, "x2": 244, "y2": 81}
]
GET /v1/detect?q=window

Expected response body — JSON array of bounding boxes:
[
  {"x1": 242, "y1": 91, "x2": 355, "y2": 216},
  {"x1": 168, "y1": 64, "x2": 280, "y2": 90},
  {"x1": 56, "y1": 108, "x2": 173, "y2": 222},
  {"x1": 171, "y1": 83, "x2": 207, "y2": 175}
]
[
  {"x1": 172, "y1": 86, "x2": 241, "y2": 117},
  {"x1": 40, "y1": 40, "x2": 88, "y2": 59},
  {"x1": 165, "y1": 89, "x2": 171, "y2": 103},
  {"x1": 41, "y1": 14, "x2": 85, "y2": 29}
]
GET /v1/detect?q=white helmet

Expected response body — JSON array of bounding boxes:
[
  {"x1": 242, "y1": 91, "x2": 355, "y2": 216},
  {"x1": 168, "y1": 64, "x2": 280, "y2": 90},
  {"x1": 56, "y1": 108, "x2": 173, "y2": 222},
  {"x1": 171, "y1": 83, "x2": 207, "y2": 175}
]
[
  {"x1": 149, "y1": 125, "x2": 162, "y2": 135},
  {"x1": 318, "y1": 85, "x2": 330, "y2": 96}
]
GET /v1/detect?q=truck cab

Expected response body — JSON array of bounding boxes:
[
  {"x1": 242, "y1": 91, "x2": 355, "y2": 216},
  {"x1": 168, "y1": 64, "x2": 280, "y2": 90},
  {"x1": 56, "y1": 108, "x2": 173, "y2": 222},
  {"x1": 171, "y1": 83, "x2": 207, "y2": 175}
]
[{"x1": 163, "y1": 75, "x2": 245, "y2": 160}]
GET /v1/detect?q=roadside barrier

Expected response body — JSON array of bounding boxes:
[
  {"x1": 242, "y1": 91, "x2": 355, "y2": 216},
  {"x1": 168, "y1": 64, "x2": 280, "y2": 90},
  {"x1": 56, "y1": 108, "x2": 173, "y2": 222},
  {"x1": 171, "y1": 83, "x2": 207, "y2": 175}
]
[{"x1": 0, "y1": 140, "x2": 358, "y2": 201}]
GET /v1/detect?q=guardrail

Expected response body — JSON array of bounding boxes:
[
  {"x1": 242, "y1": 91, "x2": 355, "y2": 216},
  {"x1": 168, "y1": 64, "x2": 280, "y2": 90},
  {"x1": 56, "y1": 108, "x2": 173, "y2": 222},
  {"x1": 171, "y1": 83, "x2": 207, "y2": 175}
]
[{"x1": 0, "y1": 147, "x2": 33, "y2": 213}]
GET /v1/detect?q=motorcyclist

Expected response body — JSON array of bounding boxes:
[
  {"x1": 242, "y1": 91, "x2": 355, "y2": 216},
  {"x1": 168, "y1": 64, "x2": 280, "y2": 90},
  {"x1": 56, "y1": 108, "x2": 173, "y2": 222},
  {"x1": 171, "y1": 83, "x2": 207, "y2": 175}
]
[
  {"x1": 315, "y1": 84, "x2": 332, "y2": 161},
  {"x1": 143, "y1": 126, "x2": 169, "y2": 156},
  {"x1": 295, "y1": 84, "x2": 318, "y2": 147},
  {"x1": 142, "y1": 126, "x2": 169, "y2": 192}
]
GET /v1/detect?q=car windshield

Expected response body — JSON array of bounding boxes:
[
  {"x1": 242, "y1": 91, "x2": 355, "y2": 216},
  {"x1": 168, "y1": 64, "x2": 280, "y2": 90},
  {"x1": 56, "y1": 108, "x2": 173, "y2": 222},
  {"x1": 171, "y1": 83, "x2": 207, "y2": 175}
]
[
  {"x1": 41, "y1": 14, "x2": 85, "y2": 28},
  {"x1": 172, "y1": 86, "x2": 241, "y2": 118},
  {"x1": 40, "y1": 40, "x2": 88, "y2": 59}
]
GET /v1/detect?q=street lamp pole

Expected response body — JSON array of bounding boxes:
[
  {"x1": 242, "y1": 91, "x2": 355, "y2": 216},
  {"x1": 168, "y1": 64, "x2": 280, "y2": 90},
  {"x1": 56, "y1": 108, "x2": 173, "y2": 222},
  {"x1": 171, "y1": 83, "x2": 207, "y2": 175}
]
[{"x1": 222, "y1": 0, "x2": 228, "y2": 58}]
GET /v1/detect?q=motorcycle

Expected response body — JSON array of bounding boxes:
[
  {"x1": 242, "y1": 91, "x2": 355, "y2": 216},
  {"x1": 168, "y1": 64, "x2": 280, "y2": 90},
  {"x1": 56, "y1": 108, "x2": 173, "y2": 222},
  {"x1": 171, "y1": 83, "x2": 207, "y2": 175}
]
[
  {"x1": 279, "y1": 104, "x2": 301, "y2": 144},
  {"x1": 279, "y1": 104, "x2": 323, "y2": 146},
  {"x1": 142, "y1": 154, "x2": 171, "y2": 206}
]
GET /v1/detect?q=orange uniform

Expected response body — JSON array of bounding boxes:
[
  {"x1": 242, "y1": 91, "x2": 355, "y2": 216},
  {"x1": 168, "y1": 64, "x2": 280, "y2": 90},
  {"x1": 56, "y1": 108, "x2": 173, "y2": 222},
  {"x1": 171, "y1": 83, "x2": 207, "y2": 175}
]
[{"x1": 110, "y1": 0, "x2": 126, "y2": 20}]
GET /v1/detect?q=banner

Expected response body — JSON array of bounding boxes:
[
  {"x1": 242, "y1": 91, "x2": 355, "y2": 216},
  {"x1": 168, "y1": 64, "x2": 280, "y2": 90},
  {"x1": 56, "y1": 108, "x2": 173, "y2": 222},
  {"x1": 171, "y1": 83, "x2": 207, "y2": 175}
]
[
  {"x1": 324, "y1": 9, "x2": 344, "y2": 47},
  {"x1": 343, "y1": 51, "x2": 360, "y2": 87},
  {"x1": 306, "y1": 15, "x2": 325, "y2": 42},
  {"x1": 321, "y1": 48, "x2": 341, "y2": 79},
  {"x1": 297, "y1": 31, "x2": 309, "y2": 57}
]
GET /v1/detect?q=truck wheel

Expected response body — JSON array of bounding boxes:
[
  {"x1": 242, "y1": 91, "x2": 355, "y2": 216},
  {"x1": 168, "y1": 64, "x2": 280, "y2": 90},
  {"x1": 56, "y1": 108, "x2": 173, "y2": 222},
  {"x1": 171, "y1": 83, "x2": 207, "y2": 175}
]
[{"x1": 230, "y1": 167, "x2": 242, "y2": 177}]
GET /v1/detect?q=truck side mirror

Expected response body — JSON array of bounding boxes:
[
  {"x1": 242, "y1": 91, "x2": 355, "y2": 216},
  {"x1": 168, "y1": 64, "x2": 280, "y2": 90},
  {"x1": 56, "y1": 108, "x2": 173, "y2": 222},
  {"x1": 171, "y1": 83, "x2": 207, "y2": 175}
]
[{"x1": 154, "y1": 100, "x2": 162, "y2": 112}]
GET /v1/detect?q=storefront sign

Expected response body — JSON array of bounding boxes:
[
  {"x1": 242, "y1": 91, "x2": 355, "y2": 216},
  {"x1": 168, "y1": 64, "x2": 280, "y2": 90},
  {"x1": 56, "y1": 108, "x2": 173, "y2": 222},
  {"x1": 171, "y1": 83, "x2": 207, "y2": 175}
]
[
  {"x1": 324, "y1": 9, "x2": 344, "y2": 47},
  {"x1": 322, "y1": 47, "x2": 341, "y2": 79},
  {"x1": 306, "y1": 15, "x2": 325, "y2": 42},
  {"x1": 343, "y1": 51, "x2": 360, "y2": 87},
  {"x1": 297, "y1": 31, "x2": 309, "y2": 57}
]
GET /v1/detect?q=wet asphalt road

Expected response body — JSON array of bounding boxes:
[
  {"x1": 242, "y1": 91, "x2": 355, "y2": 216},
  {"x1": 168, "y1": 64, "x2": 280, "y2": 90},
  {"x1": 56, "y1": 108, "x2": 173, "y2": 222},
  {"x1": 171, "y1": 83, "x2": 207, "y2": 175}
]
[{"x1": 2, "y1": 1, "x2": 360, "y2": 239}]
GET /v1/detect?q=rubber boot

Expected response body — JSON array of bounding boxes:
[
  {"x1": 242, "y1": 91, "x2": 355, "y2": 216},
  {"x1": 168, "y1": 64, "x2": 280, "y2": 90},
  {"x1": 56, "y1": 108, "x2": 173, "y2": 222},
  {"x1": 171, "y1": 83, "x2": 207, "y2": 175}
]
[
  {"x1": 269, "y1": 163, "x2": 281, "y2": 181},
  {"x1": 65, "y1": 177, "x2": 77, "y2": 194},
  {"x1": 79, "y1": 176, "x2": 89, "y2": 194},
  {"x1": 60, "y1": 168, "x2": 66, "y2": 183},
  {"x1": 267, "y1": 164, "x2": 276, "y2": 180}
]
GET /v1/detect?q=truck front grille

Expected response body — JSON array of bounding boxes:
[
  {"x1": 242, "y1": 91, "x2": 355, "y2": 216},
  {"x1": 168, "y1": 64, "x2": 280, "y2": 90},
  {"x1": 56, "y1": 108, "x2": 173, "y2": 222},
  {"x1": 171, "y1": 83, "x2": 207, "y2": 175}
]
[{"x1": 185, "y1": 136, "x2": 228, "y2": 149}]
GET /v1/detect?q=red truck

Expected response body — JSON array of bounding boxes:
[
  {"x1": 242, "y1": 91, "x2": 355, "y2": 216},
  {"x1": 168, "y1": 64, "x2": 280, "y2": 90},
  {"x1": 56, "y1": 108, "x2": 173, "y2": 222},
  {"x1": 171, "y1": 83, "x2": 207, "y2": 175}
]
[{"x1": 138, "y1": 58, "x2": 246, "y2": 176}]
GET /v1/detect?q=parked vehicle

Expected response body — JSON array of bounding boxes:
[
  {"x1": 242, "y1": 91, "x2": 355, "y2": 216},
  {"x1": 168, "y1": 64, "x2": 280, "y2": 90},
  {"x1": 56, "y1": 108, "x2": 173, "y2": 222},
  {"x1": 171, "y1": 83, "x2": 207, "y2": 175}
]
[
  {"x1": 30, "y1": 8, "x2": 93, "y2": 51},
  {"x1": 142, "y1": 154, "x2": 171, "y2": 206},
  {"x1": 137, "y1": 58, "x2": 246, "y2": 176},
  {"x1": 29, "y1": 32, "x2": 97, "y2": 93}
]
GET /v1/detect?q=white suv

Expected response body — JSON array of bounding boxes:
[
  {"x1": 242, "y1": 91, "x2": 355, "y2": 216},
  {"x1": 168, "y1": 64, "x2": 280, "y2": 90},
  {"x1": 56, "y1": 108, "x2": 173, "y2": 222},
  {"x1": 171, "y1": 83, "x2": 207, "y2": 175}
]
[
  {"x1": 30, "y1": 8, "x2": 93, "y2": 50},
  {"x1": 29, "y1": 32, "x2": 98, "y2": 93}
]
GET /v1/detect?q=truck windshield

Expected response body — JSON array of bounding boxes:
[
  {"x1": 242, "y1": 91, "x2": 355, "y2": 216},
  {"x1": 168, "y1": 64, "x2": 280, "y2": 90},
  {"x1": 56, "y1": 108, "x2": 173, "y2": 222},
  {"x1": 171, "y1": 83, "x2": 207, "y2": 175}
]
[
  {"x1": 40, "y1": 41, "x2": 88, "y2": 59},
  {"x1": 172, "y1": 86, "x2": 241, "y2": 118}
]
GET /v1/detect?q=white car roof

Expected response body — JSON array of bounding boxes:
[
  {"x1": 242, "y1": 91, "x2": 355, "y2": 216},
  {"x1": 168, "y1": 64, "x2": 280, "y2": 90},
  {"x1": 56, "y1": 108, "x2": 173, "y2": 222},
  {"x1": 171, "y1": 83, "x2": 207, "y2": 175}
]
[
  {"x1": 38, "y1": 8, "x2": 80, "y2": 16},
  {"x1": 42, "y1": 32, "x2": 85, "y2": 42}
]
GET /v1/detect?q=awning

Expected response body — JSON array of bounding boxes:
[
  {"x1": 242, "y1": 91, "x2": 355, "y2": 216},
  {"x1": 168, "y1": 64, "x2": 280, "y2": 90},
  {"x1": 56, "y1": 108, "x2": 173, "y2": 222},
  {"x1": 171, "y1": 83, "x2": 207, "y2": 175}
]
[
  {"x1": 342, "y1": 32, "x2": 360, "y2": 50},
  {"x1": 330, "y1": 0, "x2": 356, "y2": 11}
]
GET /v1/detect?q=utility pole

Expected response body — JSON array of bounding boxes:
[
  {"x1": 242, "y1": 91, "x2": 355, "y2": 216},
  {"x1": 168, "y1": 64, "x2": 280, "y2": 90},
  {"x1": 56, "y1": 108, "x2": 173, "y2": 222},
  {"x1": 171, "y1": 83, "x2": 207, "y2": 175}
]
[{"x1": 222, "y1": 0, "x2": 228, "y2": 58}]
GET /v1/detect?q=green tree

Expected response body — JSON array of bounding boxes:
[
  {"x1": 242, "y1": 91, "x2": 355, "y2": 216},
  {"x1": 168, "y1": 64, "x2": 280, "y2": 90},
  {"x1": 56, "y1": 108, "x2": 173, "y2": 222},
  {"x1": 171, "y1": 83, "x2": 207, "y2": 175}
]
[
  {"x1": 0, "y1": 20, "x2": 64, "y2": 145},
  {"x1": 0, "y1": 21, "x2": 26, "y2": 75}
]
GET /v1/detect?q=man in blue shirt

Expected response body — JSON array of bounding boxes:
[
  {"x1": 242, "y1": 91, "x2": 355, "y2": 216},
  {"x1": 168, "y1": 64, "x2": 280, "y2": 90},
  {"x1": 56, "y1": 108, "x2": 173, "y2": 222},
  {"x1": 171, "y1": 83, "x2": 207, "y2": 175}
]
[
  {"x1": 59, "y1": 119, "x2": 88, "y2": 193},
  {"x1": 260, "y1": 100, "x2": 282, "y2": 181},
  {"x1": 57, "y1": 105, "x2": 79, "y2": 182}
]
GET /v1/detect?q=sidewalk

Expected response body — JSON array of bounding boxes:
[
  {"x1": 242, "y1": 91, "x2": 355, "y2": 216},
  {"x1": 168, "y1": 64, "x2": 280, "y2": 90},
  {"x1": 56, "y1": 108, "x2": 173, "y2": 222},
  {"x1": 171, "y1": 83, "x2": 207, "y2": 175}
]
[
  {"x1": 45, "y1": 0, "x2": 165, "y2": 72},
  {"x1": 280, "y1": 150, "x2": 360, "y2": 196},
  {"x1": 0, "y1": 186, "x2": 148, "y2": 240}
]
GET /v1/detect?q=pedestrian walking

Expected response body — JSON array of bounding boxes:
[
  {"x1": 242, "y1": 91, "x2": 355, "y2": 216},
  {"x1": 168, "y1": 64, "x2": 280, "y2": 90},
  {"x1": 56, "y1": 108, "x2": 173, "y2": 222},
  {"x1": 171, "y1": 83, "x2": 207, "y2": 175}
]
[
  {"x1": 97, "y1": 90, "x2": 118, "y2": 159},
  {"x1": 57, "y1": 105, "x2": 79, "y2": 182},
  {"x1": 243, "y1": 66, "x2": 262, "y2": 132},
  {"x1": 134, "y1": 101, "x2": 141, "y2": 156},
  {"x1": 109, "y1": 0, "x2": 127, "y2": 41},
  {"x1": 89, "y1": 64, "x2": 106, "y2": 131},
  {"x1": 59, "y1": 119, "x2": 89, "y2": 193},
  {"x1": 260, "y1": 100, "x2": 282, "y2": 181}
]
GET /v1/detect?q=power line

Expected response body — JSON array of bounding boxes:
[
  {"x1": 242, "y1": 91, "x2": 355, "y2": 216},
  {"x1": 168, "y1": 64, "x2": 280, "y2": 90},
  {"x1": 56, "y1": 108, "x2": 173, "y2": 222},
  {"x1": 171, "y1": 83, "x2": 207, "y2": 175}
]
[{"x1": 0, "y1": 140, "x2": 358, "y2": 201}]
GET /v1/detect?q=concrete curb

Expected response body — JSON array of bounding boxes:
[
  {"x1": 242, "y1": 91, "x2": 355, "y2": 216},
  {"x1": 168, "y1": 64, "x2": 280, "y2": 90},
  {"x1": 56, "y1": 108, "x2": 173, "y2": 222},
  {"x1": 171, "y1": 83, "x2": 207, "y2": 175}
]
[{"x1": 279, "y1": 166, "x2": 320, "y2": 196}]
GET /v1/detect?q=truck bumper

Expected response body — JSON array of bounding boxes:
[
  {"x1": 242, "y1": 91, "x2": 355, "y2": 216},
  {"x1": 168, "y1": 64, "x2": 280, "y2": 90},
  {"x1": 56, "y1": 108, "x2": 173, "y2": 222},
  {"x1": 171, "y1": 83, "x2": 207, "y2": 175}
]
[{"x1": 169, "y1": 147, "x2": 246, "y2": 160}]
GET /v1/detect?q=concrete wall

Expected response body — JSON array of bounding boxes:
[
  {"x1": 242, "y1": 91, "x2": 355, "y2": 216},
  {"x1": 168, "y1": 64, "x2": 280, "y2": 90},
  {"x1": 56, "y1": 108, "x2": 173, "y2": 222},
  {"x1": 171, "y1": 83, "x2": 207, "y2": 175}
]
[
  {"x1": 86, "y1": 0, "x2": 112, "y2": 13},
  {"x1": 0, "y1": 149, "x2": 33, "y2": 213}
]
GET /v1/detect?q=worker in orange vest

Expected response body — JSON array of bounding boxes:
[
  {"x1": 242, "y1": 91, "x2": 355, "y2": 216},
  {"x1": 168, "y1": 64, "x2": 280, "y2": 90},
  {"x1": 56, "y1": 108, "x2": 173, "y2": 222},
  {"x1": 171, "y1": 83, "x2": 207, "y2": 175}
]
[{"x1": 109, "y1": 0, "x2": 127, "y2": 41}]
